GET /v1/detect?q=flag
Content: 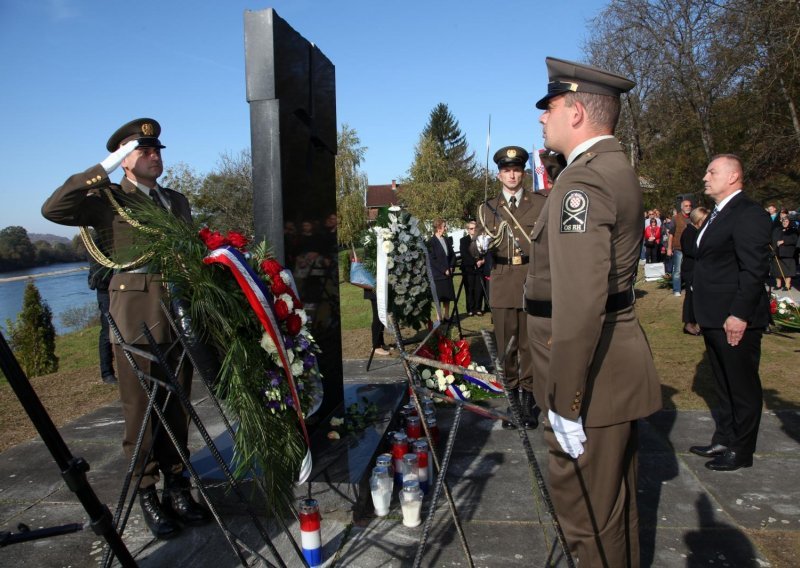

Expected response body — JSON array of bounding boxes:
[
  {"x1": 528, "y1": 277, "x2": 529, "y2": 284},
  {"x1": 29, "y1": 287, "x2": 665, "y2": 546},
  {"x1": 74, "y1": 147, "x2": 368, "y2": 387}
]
[{"x1": 532, "y1": 145, "x2": 546, "y2": 192}]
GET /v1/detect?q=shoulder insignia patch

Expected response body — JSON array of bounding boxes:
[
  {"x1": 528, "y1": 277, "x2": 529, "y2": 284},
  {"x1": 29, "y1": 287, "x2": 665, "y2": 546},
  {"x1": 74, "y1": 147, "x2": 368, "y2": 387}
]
[{"x1": 560, "y1": 190, "x2": 588, "y2": 233}]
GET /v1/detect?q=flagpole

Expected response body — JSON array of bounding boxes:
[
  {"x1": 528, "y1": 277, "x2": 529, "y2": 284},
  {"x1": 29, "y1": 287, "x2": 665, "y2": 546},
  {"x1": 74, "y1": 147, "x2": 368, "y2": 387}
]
[{"x1": 483, "y1": 115, "x2": 491, "y2": 204}]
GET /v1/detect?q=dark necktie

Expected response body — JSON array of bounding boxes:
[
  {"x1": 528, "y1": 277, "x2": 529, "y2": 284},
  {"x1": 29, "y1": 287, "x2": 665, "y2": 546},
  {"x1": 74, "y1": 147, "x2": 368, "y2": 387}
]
[
  {"x1": 149, "y1": 188, "x2": 165, "y2": 209},
  {"x1": 509, "y1": 195, "x2": 517, "y2": 213},
  {"x1": 706, "y1": 206, "x2": 719, "y2": 228}
]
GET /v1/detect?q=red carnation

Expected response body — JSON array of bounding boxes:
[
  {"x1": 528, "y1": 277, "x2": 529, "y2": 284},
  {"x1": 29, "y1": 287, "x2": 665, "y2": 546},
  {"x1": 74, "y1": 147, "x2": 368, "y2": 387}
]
[
  {"x1": 198, "y1": 227, "x2": 211, "y2": 242},
  {"x1": 770, "y1": 299, "x2": 778, "y2": 315},
  {"x1": 455, "y1": 348, "x2": 471, "y2": 368},
  {"x1": 205, "y1": 231, "x2": 229, "y2": 250},
  {"x1": 274, "y1": 299, "x2": 290, "y2": 321},
  {"x1": 286, "y1": 313, "x2": 302, "y2": 335},
  {"x1": 261, "y1": 259, "x2": 283, "y2": 277},
  {"x1": 226, "y1": 231, "x2": 248, "y2": 249},
  {"x1": 438, "y1": 349, "x2": 454, "y2": 365},
  {"x1": 271, "y1": 277, "x2": 290, "y2": 296}
]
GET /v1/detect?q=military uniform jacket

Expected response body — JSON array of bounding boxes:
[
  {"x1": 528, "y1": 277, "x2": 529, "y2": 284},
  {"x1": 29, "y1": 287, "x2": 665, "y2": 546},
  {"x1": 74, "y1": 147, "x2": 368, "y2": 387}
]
[
  {"x1": 474, "y1": 190, "x2": 546, "y2": 309},
  {"x1": 524, "y1": 138, "x2": 661, "y2": 426},
  {"x1": 42, "y1": 164, "x2": 192, "y2": 345}
]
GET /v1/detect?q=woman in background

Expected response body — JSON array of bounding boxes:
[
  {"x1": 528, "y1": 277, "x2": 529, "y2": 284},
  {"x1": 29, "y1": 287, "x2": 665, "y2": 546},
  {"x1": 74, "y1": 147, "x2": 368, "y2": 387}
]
[{"x1": 680, "y1": 207, "x2": 709, "y2": 335}]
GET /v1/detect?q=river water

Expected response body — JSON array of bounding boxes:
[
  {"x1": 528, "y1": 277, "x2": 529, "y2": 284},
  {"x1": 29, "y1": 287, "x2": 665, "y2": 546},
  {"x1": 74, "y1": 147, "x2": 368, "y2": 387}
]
[{"x1": 0, "y1": 262, "x2": 95, "y2": 336}]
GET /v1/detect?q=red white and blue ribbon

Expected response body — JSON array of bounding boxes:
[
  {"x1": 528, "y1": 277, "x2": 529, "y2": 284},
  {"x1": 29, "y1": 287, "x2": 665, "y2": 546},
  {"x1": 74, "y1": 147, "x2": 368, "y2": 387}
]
[
  {"x1": 444, "y1": 384, "x2": 467, "y2": 400},
  {"x1": 462, "y1": 374, "x2": 504, "y2": 394},
  {"x1": 203, "y1": 246, "x2": 312, "y2": 483}
]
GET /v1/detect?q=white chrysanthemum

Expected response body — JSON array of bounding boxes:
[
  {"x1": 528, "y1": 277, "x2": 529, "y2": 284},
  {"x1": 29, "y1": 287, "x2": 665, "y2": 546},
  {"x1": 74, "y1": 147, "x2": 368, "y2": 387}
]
[
  {"x1": 437, "y1": 378, "x2": 447, "y2": 391},
  {"x1": 395, "y1": 296, "x2": 405, "y2": 305},
  {"x1": 388, "y1": 275, "x2": 397, "y2": 285},
  {"x1": 425, "y1": 378, "x2": 435, "y2": 389},
  {"x1": 330, "y1": 416, "x2": 344, "y2": 427},
  {"x1": 779, "y1": 308, "x2": 787, "y2": 314},
  {"x1": 298, "y1": 310, "x2": 308, "y2": 325},
  {"x1": 398, "y1": 243, "x2": 408, "y2": 254},
  {"x1": 463, "y1": 390, "x2": 471, "y2": 399},
  {"x1": 458, "y1": 384, "x2": 467, "y2": 392},
  {"x1": 291, "y1": 359, "x2": 304, "y2": 375},
  {"x1": 279, "y1": 293, "x2": 294, "y2": 311},
  {"x1": 435, "y1": 369, "x2": 445, "y2": 379},
  {"x1": 446, "y1": 374, "x2": 455, "y2": 384},
  {"x1": 260, "y1": 332, "x2": 277, "y2": 354},
  {"x1": 382, "y1": 228, "x2": 392, "y2": 239},
  {"x1": 383, "y1": 241, "x2": 395, "y2": 253},
  {"x1": 387, "y1": 258, "x2": 395, "y2": 269},
  {"x1": 421, "y1": 369, "x2": 432, "y2": 380}
]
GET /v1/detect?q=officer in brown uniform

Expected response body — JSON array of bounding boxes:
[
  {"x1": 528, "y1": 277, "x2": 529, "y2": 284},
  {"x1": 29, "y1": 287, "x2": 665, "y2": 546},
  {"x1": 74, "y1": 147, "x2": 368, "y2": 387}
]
[
  {"x1": 42, "y1": 118, "x2": 210, "y2": 538},
  {"x1": 525, "y1": 58, "x2": 661, "y2": 566},
  {"x1": 473, "y1": 146, "x2": 546, "y2": 429}
]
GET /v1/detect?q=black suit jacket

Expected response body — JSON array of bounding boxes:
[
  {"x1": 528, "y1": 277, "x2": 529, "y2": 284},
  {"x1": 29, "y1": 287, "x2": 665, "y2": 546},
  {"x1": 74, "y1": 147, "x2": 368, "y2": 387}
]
[
  {"x1": 427, "y1": 235, "x2": 454, "y2": 281},
  {"x1": 459, "y1": 234, "x2": 479, "y2": 272},
  {"x1": 692, "y1": 192, "x2": 771, "y2": 328}
]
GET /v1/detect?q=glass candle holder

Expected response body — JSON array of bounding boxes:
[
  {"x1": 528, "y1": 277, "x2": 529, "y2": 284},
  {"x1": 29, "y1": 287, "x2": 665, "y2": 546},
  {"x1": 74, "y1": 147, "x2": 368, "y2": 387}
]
[
  {"x1": 412, "y1": 439, "x2": 430, "y2": 493},
  {"x1": 425, "y1": 415, "x2": 440, "y2": 447},
  {"x1": 370, "y1": 466, "x2": 392, "y2": 516},
  {"x1": 405, "y1": 415, "x2": 421, "y2": 439},
  {"x1": 402, "y1": 452, "x2": 419, "y2": 483},
  {"x1": 375, "y1": 453, "x2": 394, "y2": 480},
  {"x1": 298, "y1": 498, "x2": 321, "y2": 567},
  {"x1": 391, "y1": 432, "x2": 409, "y2": 485},
  {"x1": 401, "y1": 480, "x2": 423, "y2": 527}
]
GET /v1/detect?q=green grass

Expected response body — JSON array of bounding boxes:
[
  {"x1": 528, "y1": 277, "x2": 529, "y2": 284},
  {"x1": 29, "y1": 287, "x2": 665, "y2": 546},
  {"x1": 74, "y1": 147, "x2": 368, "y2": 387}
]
[{"x1": 1, "y1": 325, "x2": 100, "y2": 382}]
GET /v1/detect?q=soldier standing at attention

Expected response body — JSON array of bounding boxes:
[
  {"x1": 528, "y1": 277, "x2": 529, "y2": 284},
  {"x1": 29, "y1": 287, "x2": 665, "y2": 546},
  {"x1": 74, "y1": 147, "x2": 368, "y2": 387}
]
[
  {"x1": 42, "y1": 118, "x2": 210, "y2": 539},
  {"x1": 473, "y1": 146, "x2": 546, "y2": 429},
  {"x1": 525, "y1": 58, "x2": 661, "y2": 566}
]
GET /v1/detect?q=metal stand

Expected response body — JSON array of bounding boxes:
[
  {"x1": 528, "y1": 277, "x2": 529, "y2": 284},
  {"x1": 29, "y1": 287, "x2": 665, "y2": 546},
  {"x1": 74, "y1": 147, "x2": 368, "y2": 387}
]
[
  {"x1": 102, "y1": 306, "x2": 308, "y2": 568},
  {"x1": 0, "y1": 332, "x2": 136, "y2": 567},
  {"x1": 387, "y1": 316, "x2": 576, "y2": 567}
]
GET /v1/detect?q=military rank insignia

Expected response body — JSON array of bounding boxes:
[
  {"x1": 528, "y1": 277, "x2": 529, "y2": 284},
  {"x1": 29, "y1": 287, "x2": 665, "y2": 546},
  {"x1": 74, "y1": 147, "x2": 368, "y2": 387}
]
[{"x1": 560, "y1": 190, "x2": 588, "y2": 233}]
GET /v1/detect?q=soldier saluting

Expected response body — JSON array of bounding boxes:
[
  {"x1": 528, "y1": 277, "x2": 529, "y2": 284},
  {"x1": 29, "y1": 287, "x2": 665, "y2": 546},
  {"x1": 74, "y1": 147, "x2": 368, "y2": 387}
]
[{"x1": 473, "y1": 146, "x2": 546, "y2": 429}]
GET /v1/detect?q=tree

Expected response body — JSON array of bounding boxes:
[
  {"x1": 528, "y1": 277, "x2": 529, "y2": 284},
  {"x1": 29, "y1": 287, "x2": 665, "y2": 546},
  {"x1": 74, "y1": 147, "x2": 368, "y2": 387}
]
[
  {"x1": 188, "y1": 150, "x2": 255, "y2": 236},
  {"x1": 335, "y1": 124, "x2": 368, "y2": 248},
  {"x1": 0, "y1": 226, "x2": 37, "y2": 271},
  {"x1": 422, "y1": 103, "x2": 477, "y2": 179},
  {"x1": 6, "y1": 280, "x2": 58, "y2": 377}
]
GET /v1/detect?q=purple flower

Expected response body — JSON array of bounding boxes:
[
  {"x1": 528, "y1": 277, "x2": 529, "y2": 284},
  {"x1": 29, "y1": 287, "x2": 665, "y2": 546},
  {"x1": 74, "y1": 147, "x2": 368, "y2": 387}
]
[
  {"x1": 297, "y1": 381, "x2": 305, "y2": 391},
  {"x1": 297, "y1": 336, "x2": 310, "y2": 350},
  {"x1": 284, "y1": 336, "x2": 295, "y2": 349},
  {"x1": 285, "y1": 395, "x2": 295, "y2": 408},
  {"x1": 267, "y1": 400, "x2": 281, "y2": 410},
  {"x1": 303, "y1": 354, "x2": 316, "y2": 370},
  {"x1": 270, "y1": 377, "x2": 281, "y2": 387}
]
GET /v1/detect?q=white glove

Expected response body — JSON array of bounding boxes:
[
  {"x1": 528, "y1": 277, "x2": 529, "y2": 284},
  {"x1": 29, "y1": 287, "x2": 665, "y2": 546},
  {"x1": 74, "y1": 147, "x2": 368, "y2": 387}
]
[
  {"x1": 548, "y1": 409, "x2": 587, "y2": 459},
  {"x1": 476, "y1": 234, "x2": 491, "y2": 254},
  {"x1": 100, "y1": 139, "x2": 139, "y2": 174}
]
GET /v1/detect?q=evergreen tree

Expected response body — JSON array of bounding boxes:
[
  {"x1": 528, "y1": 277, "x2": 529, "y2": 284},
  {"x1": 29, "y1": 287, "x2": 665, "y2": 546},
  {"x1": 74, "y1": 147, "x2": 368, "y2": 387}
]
[
  {"x1": 6, "y1": 280, "x2": 58, "y2": 377},
  {"x1": 421, "y1": 103, "x2": 478, "y2": 179}
]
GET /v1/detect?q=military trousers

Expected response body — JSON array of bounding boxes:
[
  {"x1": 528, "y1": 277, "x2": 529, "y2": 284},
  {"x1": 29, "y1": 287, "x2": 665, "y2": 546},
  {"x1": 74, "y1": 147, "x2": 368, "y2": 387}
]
[
  {"x1": 114, "y1": 344, "x2": 193, "y2": 488},
  {"x1": 544, "y1": 418, "x2": 640, "y2": 568},
  {"x1": 491, "y1": 307, "x2": 533, "y2": 392}
]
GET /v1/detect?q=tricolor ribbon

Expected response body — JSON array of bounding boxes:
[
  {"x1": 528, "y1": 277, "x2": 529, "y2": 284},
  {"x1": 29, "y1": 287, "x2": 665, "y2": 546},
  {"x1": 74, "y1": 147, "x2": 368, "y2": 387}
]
[
  {"x1": 444, "y1": 384, "x2": 467, "y2": 400},
  {"x1": 203, "y1": 246, "x2": 312, "y2": 483},
  {"x1": 462, "y1": 373, "x2": 504, "y2": 394}
]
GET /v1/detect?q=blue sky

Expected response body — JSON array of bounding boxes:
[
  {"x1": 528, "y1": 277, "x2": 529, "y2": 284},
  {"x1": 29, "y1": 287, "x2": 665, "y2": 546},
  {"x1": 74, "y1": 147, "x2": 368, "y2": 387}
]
[{"x1": 0, "y1": 0, "x2": 605, "y2": 238}]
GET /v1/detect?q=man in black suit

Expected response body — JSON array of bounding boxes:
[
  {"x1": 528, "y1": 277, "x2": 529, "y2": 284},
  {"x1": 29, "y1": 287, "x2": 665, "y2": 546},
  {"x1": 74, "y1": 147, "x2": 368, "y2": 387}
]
[
  {"x1": 459, "y1": 221, "x2": 486, "y2": 315},
  {"x1": 689, "y1": 154, "x2": 771, "y2": 471}
]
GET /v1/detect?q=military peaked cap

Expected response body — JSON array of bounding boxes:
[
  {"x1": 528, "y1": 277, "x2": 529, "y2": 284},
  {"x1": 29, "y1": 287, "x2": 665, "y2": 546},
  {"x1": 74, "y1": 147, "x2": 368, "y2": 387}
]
[
  {"x1": 106, "y1": 118, "x2": 165, "y2": 152},
  {"x1": 493, "y1": 146, "x2": 529, "y2": 168},
  {"x1": 535, "y1": 57, "x2": 635, "y2": 109}
]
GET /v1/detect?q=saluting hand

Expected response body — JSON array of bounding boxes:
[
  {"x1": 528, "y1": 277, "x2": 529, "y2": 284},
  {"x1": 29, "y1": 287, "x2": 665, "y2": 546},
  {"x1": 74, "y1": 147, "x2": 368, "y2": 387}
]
[{"x1": 100, "y1": 139, "x2": 139, "y2": 174}]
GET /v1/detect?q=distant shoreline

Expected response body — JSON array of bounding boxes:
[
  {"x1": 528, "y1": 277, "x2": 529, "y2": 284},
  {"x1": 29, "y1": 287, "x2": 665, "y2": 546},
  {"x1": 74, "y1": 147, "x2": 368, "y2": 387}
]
[{"x1": 0, "y1": 266, "x2": 88, "y2": 283}]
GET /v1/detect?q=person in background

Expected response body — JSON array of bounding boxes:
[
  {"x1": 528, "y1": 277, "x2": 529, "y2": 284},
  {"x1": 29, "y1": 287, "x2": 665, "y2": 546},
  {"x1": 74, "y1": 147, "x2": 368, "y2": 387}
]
[
  {"x1": 773, "y1": 216, "x2": 798, "y2": 291},
  {"x1": 668, "y1": 199, "x2": 693, "y2": 297},
  {"x1": 680, "y1": 206, "x2": 709, "y2": 336},
  {"x1": 427, "y1": 218, "x2": 456, "y2": 321},
  {"x1": 87, "y1": 256, "x2": 116, "y2": 384},
  {"x1": 459, "y1": 221, "x2": 485, "y2": 316},
  {"x1": 643, "y1": 218, "x2": 661, "y2": 263}
]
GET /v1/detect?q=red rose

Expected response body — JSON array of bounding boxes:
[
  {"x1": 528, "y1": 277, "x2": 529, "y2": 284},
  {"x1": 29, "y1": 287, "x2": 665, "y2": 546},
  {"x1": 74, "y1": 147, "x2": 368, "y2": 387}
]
[
  {"x1": 271, "y1": 277, "x2": 290, "y2": 296},
  {"x1": 205, "y1": 231, "x2": 229, "y2": 250},
  {"x1": 439, "y1": 350, "x2": 454, "y2": 365},
  {"x1": 770, "y1": 299, "x2": 778, "y2": 315},
  {"x1": 226, "y1": 231, "x2": 248, "y2": 249},
  {"x1": 198, "y1": 227, "x2": 211, "y2": 243},
  {"x1": 261, "y1": 259, "x2": 283, "y2": 277},
  {"x1": 286, "y1": 313, "x2": 302, "y2": 335},
  {"x1": 274, "y1": 299, "x2": 290, "y2": 321}
]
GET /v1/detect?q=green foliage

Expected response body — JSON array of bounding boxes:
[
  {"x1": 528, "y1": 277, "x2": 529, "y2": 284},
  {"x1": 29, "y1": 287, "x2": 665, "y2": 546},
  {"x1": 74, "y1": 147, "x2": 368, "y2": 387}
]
[
  {"x1": 6, "y1": 280, "x2": 58, "y2": 377},
  {"x1": 0, "y1": 226, "x2": 37, "y2": 271},
  {"x1": 335, "y1": 124, "x2": 369, "y2": 248},
  {"x1": 60, "y1": 302, "x2": 100, "y2": 332}
]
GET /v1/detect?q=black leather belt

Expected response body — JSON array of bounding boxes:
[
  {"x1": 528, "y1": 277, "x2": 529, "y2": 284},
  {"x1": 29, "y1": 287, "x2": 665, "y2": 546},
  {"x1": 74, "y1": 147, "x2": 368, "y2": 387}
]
[
  {"x1": 525, "y1": 289, "x2": 634, "y2": 318},
  {"x1": 494, "y1": 256, "x2": 529, "y2": 265}
]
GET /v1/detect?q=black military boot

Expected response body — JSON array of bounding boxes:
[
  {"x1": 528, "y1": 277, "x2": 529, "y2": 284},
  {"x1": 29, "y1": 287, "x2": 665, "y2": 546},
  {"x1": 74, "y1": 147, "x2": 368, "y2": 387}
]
[
  {"x1": 139, "y1": 486, "x2": 180, "y2": 539},
  {"x1": 162, "y1": 474, "x2": 212, "y2": 526},
  {"x1": 521, "y1": 390, "x2": 539, "y2": 430},
  {"x1": 502, "y1": 387, "x2": 520, "y2": 430}
]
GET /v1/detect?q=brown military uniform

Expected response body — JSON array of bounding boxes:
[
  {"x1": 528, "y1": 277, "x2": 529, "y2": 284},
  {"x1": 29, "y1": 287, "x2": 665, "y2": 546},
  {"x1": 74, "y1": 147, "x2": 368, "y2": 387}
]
[
  {"x1": 42, "y1": 165, "x2": 194, "y2": 488},
  {"x1": 474, "y1": 189, "x2": 546, "y2": 390},
  {"x1": 525, "y1": 137, "x2": 661, "y2": 566}
]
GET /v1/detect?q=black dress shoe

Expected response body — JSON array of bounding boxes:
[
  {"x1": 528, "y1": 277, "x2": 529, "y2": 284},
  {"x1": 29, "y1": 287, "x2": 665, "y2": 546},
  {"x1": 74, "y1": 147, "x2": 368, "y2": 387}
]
[
  {"x1": 163, "y1": 476, "x2": 212, "y2": 526},
  {"x1": 520, "y1": 390, "x2": 539, "y2": 430},
  {"x1": 689, "y1": 443, "x2": 728, "y2": 458},
  {"x1": 705, "y1": 450, "x2": 753, "y2": 471},
  {"x1": 139, "y1": 487, "x2": 180, "y2": 539}
]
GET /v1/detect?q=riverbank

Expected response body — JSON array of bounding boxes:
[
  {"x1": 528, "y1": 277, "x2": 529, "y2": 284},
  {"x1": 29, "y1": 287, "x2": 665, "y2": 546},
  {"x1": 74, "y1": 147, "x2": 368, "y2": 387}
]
[{"x1": 0, "y1": 265, "x2": 87, "y2": 283}]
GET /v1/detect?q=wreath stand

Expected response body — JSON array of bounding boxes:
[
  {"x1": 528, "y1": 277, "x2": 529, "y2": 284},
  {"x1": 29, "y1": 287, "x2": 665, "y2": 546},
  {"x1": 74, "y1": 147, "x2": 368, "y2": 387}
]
[
  {"x1": 0, "y1": 333, "x2": 136, "y2": 567},
  {"x1": 386, "y1": 315, "x2": 576, "y2": 568},
  {"x1": 101, "y1": 304, "x2": 309, "y2": 568}
]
